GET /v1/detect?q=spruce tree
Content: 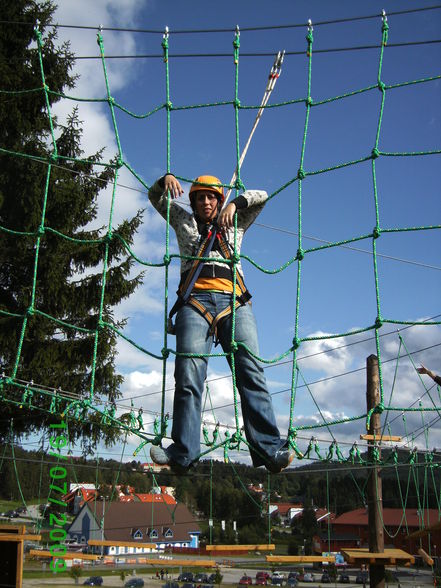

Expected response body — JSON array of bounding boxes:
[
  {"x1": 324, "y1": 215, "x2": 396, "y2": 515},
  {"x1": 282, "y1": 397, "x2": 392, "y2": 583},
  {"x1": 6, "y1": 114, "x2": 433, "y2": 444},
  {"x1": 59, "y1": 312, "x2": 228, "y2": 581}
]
[{"x1": 0, "y1": 1, "x2": 143, "y2": 450}]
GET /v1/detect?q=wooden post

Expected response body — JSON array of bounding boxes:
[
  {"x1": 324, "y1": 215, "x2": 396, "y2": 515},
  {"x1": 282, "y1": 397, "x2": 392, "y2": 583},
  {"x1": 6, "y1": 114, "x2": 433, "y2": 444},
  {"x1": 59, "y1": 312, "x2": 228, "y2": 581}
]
[
  {"x1": 0, "y1": 525, "x2": 41, "y2": 588},
  {"x1": 366, "y1": 355, "x2": 385, "y2": 588}
]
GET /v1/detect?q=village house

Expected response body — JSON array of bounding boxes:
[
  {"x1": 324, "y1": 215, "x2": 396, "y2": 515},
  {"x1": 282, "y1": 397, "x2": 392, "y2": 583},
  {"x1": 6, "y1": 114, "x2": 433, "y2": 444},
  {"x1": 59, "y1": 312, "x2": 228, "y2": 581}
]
[
  {"x1": 315, "y1": 507, "x2": 441, "y2": 556},
  {"x1": 66, "y1": 501, "x2": 201, "y2": 556},
  {"x1": 270, "y1": 503, "x2": 333, "y2": 528},
  {"x1": 63, "y1": 483, "x2": 176, "y2": 514},
  {"x1": 269, "y1": 502, "x2": 304, "y2": 525}
]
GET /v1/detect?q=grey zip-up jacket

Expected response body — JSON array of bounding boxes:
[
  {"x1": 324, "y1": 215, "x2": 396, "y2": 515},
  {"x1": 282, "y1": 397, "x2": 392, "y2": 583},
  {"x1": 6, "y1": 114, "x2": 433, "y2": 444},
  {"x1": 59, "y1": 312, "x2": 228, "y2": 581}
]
[{"x1": 148, "y1": 177, "x2": 268, "y2": 282}]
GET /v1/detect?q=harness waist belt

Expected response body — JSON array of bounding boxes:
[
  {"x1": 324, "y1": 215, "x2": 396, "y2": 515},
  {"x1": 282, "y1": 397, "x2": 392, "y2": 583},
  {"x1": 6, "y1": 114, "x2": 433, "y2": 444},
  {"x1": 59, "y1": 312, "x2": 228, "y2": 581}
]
[
  {"x1": 167, "y1": 224, "x2": 251, "y2": 340},
  {"x1": 180, "y1": 264, "x2": 242, "y2": 284}
]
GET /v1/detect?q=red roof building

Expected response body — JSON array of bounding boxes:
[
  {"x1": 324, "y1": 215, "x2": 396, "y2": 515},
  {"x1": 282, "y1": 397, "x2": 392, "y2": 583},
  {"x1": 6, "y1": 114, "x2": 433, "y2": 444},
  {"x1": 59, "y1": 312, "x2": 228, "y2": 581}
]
[{"x1": 316, "y1": 508, "x2": 441, "y2": 556}]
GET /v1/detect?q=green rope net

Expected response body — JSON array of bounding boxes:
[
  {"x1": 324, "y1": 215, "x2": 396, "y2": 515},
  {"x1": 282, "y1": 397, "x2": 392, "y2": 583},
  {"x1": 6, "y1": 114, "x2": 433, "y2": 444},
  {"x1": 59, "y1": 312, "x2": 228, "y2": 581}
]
[{"x1": 0, "y1": 15, "x2": 440, "y2": 477}]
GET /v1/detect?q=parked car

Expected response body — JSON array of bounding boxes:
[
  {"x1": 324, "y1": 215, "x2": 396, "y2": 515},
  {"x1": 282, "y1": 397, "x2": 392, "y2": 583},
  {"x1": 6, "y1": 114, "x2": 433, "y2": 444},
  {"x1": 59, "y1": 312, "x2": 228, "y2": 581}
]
[
  {"x1": 301, "y1": 573, "x2": 314, "y2": 583},
  {"x1": 125, "y1": 580, "x2": 145, "y2": 588},
  {"x1": 286, "y1": 578, "x2": 298, "y2": 587},
  {"x1": 181, "y1": 583, "x2": 195, "y2": 588},
  {"x1": 256, "y1": 572, "x2": 271, "y2": 582},
  {"x1": 163, "y1": 582, "x2": 179, "y2": 588},
  {"x1": 178, "y1": 574, "x2": 194, "y2": 583},
  {"x1": 355, "y1": 573, "x2": 368, "y2": 584},
  {"x1": 239, "y1": 576, "x2": 253, "y2": 586},
  {"x1": 338, "y1": 574, "x2": 350, "y2": 584},
  {"x1": 271, "y1": 576, "x2": 283, "y2": 586},
  {"x1": 4, "y1": 510, "x2": 19, "y2": 518},
  {"x1": 194, "y1": 574, "x2": 209, "y2": 584},
  {"x1": 287, "y1": 573, "x2": 298, "y2": 580},
  {"x1": 256, "y1": 577, "x2": 267, "y2": 586},
  {"x1": 208, "y1": 574, "x2": 218, "y2": 584},
  {"x1": 83, "y1": 578, "x2": 103, "y2": 587},
  {"x1": 321, "y1": 573, "x2": 331, "y2": 583}
]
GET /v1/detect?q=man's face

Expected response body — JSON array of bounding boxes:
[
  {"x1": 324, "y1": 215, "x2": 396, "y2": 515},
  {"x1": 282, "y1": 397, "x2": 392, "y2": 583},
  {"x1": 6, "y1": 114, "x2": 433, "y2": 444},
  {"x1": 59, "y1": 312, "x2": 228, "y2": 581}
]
[{"x1": 194, "y1": 191, "x2": 219, "y2": 222}]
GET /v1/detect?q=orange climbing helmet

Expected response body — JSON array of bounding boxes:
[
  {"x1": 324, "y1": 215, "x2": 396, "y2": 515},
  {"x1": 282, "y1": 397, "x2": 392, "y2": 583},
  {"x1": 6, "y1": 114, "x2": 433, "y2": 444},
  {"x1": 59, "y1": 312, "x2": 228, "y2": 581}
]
[{"x1": 189, "y1": 175, "x2": 225, "y2": 207}]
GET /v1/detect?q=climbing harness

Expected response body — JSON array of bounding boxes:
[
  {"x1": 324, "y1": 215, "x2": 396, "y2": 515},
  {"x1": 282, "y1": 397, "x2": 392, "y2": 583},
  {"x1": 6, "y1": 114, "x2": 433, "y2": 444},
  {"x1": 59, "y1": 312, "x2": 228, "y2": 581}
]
[{"x1": 167, "y1": 222, "x2": 251, "y2": 341}]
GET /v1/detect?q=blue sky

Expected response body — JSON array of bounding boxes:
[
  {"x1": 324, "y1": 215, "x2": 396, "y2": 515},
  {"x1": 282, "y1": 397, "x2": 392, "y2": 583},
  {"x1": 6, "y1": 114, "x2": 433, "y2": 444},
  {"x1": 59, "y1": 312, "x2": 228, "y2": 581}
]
[{"x1": 26, "y1": 0, "x2": 441, "y2": 463}]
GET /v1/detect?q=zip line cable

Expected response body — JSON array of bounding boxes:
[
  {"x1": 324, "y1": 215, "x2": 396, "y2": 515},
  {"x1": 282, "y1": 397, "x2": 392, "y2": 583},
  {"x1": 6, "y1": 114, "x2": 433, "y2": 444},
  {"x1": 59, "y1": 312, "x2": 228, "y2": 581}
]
[
  {"x1": 0, "y1": 151, "x2": 437, "y2": 272},
  {"x1": 7, "y1": 38, "x2": 438, "y2": 61},
  {"x1": 254, "y1": 222, "x2": 441, "y2": 272},
  {"x1": 1, "y1": 4, "x2": 440, "y2": 34}
]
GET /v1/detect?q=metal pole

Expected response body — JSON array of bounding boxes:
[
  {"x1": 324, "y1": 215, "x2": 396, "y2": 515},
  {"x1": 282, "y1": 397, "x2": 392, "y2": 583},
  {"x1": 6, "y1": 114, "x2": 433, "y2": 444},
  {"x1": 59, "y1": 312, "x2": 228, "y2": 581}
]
[{"x1": 366, "y1": 354, "x2": 385, "y2": 588}]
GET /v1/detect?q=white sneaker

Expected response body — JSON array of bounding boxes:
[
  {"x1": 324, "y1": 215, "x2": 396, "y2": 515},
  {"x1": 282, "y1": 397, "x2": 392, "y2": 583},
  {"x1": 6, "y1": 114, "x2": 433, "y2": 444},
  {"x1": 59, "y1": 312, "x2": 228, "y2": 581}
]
[{"x1": 150, "y1": 445, "x2": 171, "y2": 465}]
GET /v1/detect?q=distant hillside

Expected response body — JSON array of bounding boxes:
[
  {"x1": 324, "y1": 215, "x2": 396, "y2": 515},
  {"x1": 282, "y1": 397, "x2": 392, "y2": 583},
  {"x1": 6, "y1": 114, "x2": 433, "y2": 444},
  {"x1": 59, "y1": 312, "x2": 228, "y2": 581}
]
[{"x1": 1, "y1": 445, "x2": 439, "y2": 522}]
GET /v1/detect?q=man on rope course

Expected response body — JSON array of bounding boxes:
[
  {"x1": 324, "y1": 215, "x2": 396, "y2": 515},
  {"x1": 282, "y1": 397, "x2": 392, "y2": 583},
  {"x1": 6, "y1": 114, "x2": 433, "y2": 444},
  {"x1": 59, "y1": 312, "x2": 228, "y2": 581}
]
[
  {"x1": 417, "y1": 364, "x2": 441, "y2": 386},
  {"x1": 148, "y1": 173, "x2": 293, "y2": 474}
]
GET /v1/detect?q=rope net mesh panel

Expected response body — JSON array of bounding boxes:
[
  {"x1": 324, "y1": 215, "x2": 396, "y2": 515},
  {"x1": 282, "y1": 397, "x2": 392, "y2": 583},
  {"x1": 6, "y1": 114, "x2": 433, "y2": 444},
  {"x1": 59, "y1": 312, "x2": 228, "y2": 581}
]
[{"x1": 0, "y1": 15, "x2": 440, "y2": 472}]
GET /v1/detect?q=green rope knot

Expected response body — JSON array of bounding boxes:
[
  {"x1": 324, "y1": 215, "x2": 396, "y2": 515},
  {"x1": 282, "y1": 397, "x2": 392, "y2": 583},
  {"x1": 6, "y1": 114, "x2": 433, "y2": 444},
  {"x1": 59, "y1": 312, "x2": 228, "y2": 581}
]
[
  {"x1": 371, "y1": 148, "x2": 380, "y2": 159},
  {"x1": 104, "y1": 231, "x2": 113, "y2": 243},
  {"x1": 26, "y1": 306, "x2": 35, "y2": 317},
  {"x1": 288, "y1": 427, "x2": 297, "y2": 439},
  {"x1": 37, "y1": 226, "x2": 45, "y2": 236},
  {"x1": 292, "y1": 337, "x2": 301, "y2": 350},
  {"x1": 372, "y1": 226, "x2": 381, "y2": 239},
  {"x1": 378, "y1": 81, "x2": 386, "y2": 92},
  {"x1": 166, "y1": 101, "x2": 173, "y2": 111},
  {"x1": 230, "y1": 341, "x2": 239, "y2": 353},
  {"x1": 297, "y1": 168, "x2": 305, "y2": 181},
  {"x1": 296, "y1": 248, "x2": 304, "y2": 261},
  {"x1": 109, "y1": 96, "x2": 115, "y2": 105},
  {"x1": 288, "y1": 429, "x2": 303, "y2": 459},
  {"x1": 233, "y1": 98, "x2": 241, "y2": 108},
  {"x1": 98, "y1": 319, "x2": 105, "y2": 330},
  {"x1": 163, "y1": 254, "x2": 170, "y2": 266},
  {"x1": 161, "y1": 347, "x2": 169, "y2": 359},
  {"x1": 382, "y1": 19, "x2": 389, "y2": 44},
  {"x1": 306, "y1": 31, "x2": 314, "y2": 45},
  {"x1": 136, "y1": 408, "x2": 144, "y2": 430},
  {"x1": 162, "y1": 37, "x2": 169, "y2": 50},
  {"x1": 233, "y1": 37, "x2": 240, "y2": 50},
  {"x1": 231, "y1": 252, "x2": 240, "y2": 264},
  {"x1": 50, "y1": 153, "x2": 59, "y2": 162},
  {"x1": 96, "y1": 32, "x2": 103, "y2": 45},
  {"x1": 116, "y1": 158, "x2": 123, "y2": 168},
  {"x1": 223, "y1": 430, "x2": 231, "y2": 463},
  {"x1": 234, "y1": 178, "x2": 245, "y2": 192},
  {"x1": 374, "y1": 402, "x2": 384, "y2": 415},
  {"x1": 375, "y1": 316, "x2": 383, "y2": 329},
  {"x1": 306, "y1": 96, "x2": 313, "y2": 106}
]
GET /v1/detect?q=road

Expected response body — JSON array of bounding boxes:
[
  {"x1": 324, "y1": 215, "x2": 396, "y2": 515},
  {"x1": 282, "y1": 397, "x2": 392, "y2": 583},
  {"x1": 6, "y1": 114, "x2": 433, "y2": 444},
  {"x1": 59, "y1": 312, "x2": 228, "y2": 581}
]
[{"x1": 22, "y1": 565, "x2": 435, "y2": 588}]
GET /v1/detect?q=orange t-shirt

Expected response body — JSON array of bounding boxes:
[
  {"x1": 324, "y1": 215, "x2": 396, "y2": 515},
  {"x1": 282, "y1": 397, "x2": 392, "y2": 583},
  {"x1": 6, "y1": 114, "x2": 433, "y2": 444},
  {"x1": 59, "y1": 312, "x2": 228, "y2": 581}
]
[{"x1": 194, "y1": 277, "x2": 242, "y2": 295}]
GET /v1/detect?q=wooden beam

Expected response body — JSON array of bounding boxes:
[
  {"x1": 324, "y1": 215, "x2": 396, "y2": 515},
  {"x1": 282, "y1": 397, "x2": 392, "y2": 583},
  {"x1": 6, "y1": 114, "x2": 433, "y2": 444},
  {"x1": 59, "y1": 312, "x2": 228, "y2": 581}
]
[
  {"x1": 341, "y1": 548, "x2": 414, "y2": 566},
  {"x1": 128, "y1": 558, "x2": 217, "y2": 567},
  {"x1": 360, "y1": 434, "x2": 402, "y2": 442},
  {"x1": 418, "y1": 548, "x2": 434, "y2": 566},
  {"x1": 266, "y1": 555, "x2": 335, "y2": 563},
  {"x1": 88, "y1": 539, "x2": 156, "y2": 549},
  {"x1": 0, "y1": 534, "x2": 41, "y2": 542},
  {"x1": 206, "y1": 544, "x2": 275, "y2": 551},
  {"x1": 28, "y1": 550, "x2": 99, "y2": 561},
  {"x1": 408, "y1": 520, "x2": 441, "y2": 539}
]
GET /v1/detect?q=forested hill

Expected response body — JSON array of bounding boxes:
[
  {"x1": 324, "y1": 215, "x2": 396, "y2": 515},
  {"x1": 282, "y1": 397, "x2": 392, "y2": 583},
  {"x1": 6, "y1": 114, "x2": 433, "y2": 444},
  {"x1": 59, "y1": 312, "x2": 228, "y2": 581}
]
[{"x1": 1, "y1": 445, "x2": 439, "y2": 518}]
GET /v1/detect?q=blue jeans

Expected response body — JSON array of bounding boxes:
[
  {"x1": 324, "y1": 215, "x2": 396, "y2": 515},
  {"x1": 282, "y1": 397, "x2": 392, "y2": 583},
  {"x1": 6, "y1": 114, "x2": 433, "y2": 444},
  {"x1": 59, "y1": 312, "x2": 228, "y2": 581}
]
[{"x1": 167, "y1": 291, "x2": 283, "y2": 468}]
